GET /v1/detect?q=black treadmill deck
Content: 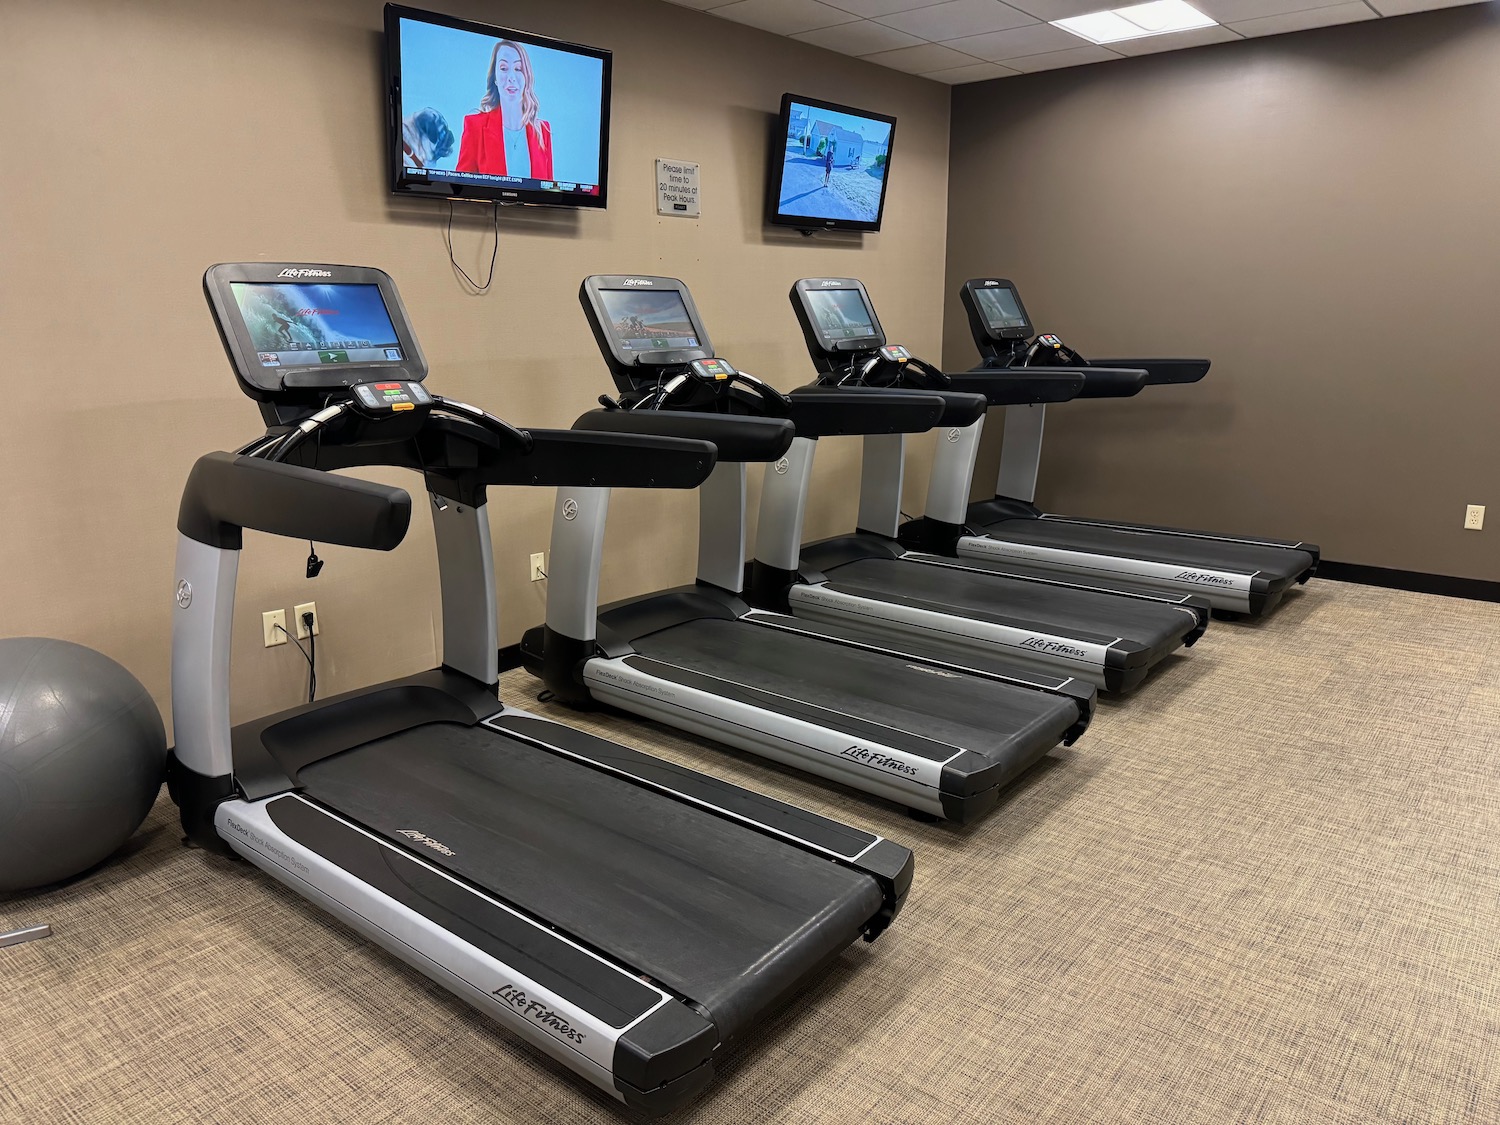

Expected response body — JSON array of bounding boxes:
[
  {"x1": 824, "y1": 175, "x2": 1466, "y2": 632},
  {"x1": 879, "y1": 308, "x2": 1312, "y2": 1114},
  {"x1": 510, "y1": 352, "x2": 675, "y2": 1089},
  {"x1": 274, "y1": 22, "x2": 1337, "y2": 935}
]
[
  {"x1": 816, "y1": 555, "x2": 1199, "y2": 652},
  {"x1": 627, "y1": 618, "x2": 1082, "y2": 800},
  {"x1": 295, "y1": 720, "x2": 883, "y2": 1040}
]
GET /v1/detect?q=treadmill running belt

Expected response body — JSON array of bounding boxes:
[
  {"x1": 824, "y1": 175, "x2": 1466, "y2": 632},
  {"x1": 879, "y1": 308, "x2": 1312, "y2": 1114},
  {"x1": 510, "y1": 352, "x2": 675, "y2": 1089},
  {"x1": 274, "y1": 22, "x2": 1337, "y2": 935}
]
[
  {"x1": 980, "y1": 518, "x2": 1315, "y2": 580},
  {"x1": 630, "y1": 618, "x2": 1081, "y2": 782},
  {"x1": 297, "y1": 723, "x2": 881, "y2": 1039},
  {"x1": 820, "y1": 557, "x2": 1196, "y2": 647}
]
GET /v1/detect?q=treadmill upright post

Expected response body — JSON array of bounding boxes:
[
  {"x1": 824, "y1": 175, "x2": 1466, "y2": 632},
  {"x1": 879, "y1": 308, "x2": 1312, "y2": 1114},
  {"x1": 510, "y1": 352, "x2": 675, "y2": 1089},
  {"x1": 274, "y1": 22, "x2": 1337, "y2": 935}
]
[
  {"x1": 170, "y1": 533, "x2": 241, "y2": 784},
  {"x1": 542, "y1": 486, "x2": 612, "y2": 699},
  {"x1": 856, "y1": 433, "x2": 906, "y2": 538},
  {"x1": 996, "y1": 403, "x2": 1046, "y2": 503},
  {"x1": 697, "y1": 462, "x2": 748, "y2": 593},
  {"x1": 754, "y1": 435, "x2": 818, "y2": 573},
  {"x1": 432, "y1": 496, "x2": 499, "y2": 687},
  {"x1": 924, "y1": 418, "x2": 986, "y2": 526}
]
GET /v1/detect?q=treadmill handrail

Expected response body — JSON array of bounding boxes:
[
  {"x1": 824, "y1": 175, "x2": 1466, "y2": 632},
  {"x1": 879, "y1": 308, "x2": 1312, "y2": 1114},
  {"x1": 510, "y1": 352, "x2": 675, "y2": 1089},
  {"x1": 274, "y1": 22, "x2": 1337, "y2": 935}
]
[
  {"x1": 818, "y1": 383, "x2": 987, "y2": 429},
  {"x1": 511, "y1": 427, "x2": 720, "y2": 487},
  {"x1": 177, "y1": 451, "x2": 412, "y2": 551},
  {"x1": 785, "y1": 386, "x2": 949, "y2": 438},
  {"x1": 1091, "y1": 357, "x2": 1211, "y2": 385},
  {"x1": 947, "y1": 369, "x2": 1087, "y2": 406},
  {"x1": 572, "y1": 409, "x2": 793, "y2": 465}
]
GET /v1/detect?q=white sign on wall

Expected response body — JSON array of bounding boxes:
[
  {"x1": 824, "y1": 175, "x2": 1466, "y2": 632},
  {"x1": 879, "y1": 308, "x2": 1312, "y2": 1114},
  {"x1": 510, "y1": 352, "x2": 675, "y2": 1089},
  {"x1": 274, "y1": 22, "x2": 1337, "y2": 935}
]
[{"x1": 656, "y1": 159, "x2": 700, "y2": 218}]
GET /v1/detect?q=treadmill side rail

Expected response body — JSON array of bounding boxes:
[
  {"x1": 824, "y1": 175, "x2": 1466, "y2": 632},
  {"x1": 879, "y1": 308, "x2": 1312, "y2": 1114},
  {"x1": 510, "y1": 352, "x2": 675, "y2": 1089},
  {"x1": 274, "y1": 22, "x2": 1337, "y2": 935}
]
[
  {"x1": 958, "y1": 534, "x2": 1257, "y2": 612},
  {"x1": 219, "y1": 796, "x2": 719, "y2": 1109}
]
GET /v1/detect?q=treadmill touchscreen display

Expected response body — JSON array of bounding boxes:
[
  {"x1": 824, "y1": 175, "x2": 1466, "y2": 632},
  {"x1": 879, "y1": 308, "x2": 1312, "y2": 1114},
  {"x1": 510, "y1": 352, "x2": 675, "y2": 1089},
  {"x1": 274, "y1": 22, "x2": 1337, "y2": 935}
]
[
  {"x1": 232, "y1": 282, "x2": 405, "y2": 368},
  {"x1": 974, "y1": 286, "x2": 1027, "y2": 332},
  {"x1": 598, "y1": 289, "x2": 700, "y2": 351},
  {"x1": 805, "y1": 288, "x2": 877, "y2": 342}
]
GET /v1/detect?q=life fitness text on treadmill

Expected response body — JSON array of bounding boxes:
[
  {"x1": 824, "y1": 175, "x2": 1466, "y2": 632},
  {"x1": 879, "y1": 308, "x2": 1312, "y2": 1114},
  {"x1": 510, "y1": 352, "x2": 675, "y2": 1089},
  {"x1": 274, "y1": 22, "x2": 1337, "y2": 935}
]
[
  {"x1": 492, "y1": 984, "x2": 588, "y2": 1043},
  {"x1": 1174, "y1": 570, "x2": 1235, "y2": 588},
  {"x1": 839, "y1": 746, "x2": 919, "y2": 777}
]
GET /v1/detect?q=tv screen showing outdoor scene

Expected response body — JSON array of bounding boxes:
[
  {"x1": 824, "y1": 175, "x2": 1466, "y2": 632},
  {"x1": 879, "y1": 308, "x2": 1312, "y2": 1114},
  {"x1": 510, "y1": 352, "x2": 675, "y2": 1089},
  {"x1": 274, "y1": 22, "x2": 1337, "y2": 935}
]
[
  {"x1": 385, "y1": 4, "x2": 612, "y2": 207},
  {"x1": 767, "y1": 94, "x2": 896, "y2": 233}
]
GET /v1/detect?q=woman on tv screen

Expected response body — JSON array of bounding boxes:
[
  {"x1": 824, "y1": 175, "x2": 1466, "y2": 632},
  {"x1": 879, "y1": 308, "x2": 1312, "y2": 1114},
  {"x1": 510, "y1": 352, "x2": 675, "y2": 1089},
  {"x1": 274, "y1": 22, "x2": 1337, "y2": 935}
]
[{"x1": 456, "y1": 40, "x2": 554, "y2": 180}]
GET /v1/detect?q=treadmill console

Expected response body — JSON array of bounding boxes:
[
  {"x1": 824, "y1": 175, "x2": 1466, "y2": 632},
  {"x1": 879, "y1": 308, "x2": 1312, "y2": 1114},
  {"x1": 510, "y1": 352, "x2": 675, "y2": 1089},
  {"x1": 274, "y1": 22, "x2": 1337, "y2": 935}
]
[
  {"x1": 960, "y1": 279, "x2": 1034, "y2": 349},
  {"x1": 204, "y1": 263, "x2": 428, "y2": 406},
  {"x1": 580, "y1": 275, "x2": 716, "y2": 393},
  {"x1": 351, "y1": 379, "x2": 432, "y2": 416},
  {"x1": 789, "y1": 279, "x2": 887, "y2": 372},
  {"x1": 690, "y1": 357, "x2": 737, "y2": 381}
]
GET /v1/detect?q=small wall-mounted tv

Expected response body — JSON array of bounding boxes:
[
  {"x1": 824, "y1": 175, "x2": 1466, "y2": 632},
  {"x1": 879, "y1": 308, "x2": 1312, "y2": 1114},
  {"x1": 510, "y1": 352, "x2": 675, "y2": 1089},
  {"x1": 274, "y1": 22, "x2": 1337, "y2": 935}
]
[
  {"x1": 385, "y1": 4, "x2": 612, "y2": 208},
  {"x1": 767, "y1": 93, "x2": 897, "y2": 233}
]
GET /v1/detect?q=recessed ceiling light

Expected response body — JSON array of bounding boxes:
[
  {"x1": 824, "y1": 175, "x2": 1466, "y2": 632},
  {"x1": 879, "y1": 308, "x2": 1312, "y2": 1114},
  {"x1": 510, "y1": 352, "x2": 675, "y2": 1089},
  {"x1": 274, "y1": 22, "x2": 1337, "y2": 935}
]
[{"x1": 1053, "y1": 0, "x2": 1217, "y2": 45}]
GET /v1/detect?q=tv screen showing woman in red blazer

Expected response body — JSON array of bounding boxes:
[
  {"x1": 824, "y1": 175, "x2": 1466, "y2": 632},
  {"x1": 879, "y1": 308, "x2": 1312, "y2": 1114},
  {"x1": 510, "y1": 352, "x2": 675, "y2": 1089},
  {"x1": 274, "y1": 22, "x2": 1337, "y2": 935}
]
[{"x1": 456, "y1": 40, "x2": 553, "y2": 180}]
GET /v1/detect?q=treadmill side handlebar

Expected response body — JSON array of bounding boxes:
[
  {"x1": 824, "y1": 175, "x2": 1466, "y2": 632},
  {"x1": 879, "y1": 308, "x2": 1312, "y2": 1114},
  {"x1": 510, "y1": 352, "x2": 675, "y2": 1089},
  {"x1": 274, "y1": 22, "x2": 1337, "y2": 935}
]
[
  {"x1": 513, "y1": 427, "x2": 719, "y2": 489},
  {"x1": 785, "y1": 387, "x2": 948, "y2": 438},
  {"x1": 177, "y1": 451, "x2": 412, "y2": 551},
  {"x1": 1092, "y1": 358, "x2": 1211, "y2": 385},
  {"x1": 1069, "y1": 366, "x2": 1149, "y2": 399},
  {"x1": 948, "y1": 369, "x2": 1087, "y2": 406},
  {"x1": 572, "y1": 409, "x2": 793, "y2": 465}
]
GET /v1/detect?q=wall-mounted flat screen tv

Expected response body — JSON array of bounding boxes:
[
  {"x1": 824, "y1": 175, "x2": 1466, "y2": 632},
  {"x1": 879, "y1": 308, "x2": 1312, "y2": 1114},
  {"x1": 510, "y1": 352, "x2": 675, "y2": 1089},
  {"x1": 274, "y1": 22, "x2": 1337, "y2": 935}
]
[
  {"x1": 385, "y1": 4, "x2": 611, "y2": 208},
  {"x1": 767, "y1": 93, "x2": 896, "y2": 233}
]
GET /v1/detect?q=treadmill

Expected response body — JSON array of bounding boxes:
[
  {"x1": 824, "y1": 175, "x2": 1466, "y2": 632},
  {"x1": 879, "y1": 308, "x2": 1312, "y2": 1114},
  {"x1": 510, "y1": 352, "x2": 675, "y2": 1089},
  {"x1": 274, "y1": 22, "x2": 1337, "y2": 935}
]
[
  {"x1": 748, "y1": 277, "x2": 1207, "y2": 694},
  {"x1": 947, "y1": 277, "x2": 1319, "y2": 617},
  {"x1": 520, "y1": 273, "x2": 1096, "y2": 823},
  {"x1": 168, "y1": 262, "x2": 915, "y2": 1115}
]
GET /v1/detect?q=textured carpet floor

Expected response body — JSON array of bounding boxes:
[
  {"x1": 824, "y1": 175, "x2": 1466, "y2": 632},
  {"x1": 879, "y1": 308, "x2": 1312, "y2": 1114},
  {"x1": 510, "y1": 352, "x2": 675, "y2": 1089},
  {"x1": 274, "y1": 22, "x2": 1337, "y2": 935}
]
[{"x1": 3, "y1": 582, "x2": 1498, "y2": 1124}]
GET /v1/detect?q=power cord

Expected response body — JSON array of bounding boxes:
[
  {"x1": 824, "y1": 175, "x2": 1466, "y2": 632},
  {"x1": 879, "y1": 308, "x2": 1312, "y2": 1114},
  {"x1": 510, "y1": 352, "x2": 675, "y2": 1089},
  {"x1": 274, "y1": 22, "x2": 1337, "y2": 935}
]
[
  {"x1": 445, "y1": 200, "x2": 500, "y2": 292},
  {"x1": 274, "y1": 619, "x2": 318, "y2": 704}
]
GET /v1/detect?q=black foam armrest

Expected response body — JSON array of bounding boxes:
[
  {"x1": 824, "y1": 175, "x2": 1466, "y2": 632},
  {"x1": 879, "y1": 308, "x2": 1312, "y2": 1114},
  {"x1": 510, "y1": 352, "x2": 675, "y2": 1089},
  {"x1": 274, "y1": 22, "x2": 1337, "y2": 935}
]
[
  {"x1": 785, "y1": 387, "x2": 947, "y2": 438},
  {"x1": 571, "y1": 409, "x2": 792, "y2": 464},
  {"x1": 1092, "y1": 358, "x2": 1210, "y2": 385},
  {"x1": 178, "y1": 452, "x2": 411, "y2": 551},
  {"x1": 947, "y1": 369, "x2": 1086, "y2": 406}
]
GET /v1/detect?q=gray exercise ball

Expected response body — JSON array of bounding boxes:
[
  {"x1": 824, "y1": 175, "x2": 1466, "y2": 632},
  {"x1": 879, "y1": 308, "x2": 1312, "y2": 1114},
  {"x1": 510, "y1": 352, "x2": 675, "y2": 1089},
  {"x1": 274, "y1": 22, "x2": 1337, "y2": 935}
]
[{"x1": 0, "y1": 637, "x2": 167, "y2": 894}]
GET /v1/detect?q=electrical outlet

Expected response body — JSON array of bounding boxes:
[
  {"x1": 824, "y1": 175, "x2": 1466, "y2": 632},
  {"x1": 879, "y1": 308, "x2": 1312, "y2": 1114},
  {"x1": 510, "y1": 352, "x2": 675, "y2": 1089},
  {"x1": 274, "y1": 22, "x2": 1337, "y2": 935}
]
[
  {"x1": 1465, "y1": 504, "x2": 1485, "y2": 531},
  {"x1": 530, "y1": 552, "x2": 546, "y2": 582},
  {"x1": 295, "y1": 602, "x2": 320, "y2": 639},
  {"x1": 263, "y1": 609, "x2": 287, "y2": 647}
]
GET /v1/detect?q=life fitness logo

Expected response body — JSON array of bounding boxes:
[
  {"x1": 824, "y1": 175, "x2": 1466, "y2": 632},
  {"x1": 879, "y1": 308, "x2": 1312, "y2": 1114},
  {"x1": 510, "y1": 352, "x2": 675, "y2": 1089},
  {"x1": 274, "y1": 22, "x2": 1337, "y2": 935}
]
[
  {"x1": 773, "y1": 457, "x2": 790, "y2": 475},
  {"x1": 946, "y1": 428, "x2": 962, "y2": 443},
  {"x1": 983, "y1": 281, "x2": 999, "y2": 286},
  {"x1": 818, "y1": 280, "x2": 842, "y2": 287},
  {"x1": 562, "y1": 498, "x2": 579, "y2": 520},
  {"x1": 622, "y1": 278, "x2": 653, "y2": 287},
  {"x1": 277, "y1": 268, "x2": 332, "y2": 279}
]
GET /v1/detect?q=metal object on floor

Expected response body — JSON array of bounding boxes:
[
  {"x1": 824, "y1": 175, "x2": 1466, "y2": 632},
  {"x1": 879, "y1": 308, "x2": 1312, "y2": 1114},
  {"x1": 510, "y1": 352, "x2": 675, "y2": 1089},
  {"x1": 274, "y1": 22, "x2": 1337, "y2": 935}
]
[{"x1": 0, "y1": 924, "x2": 52, "y2": 948}]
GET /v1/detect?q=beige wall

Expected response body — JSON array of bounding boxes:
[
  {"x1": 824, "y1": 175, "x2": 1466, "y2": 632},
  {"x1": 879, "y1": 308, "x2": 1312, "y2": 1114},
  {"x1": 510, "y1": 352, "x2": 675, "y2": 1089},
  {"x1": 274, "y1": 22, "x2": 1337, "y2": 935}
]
[
  {"x1": 946, "y1": 4, "x2": 1500, "y2": 580},
  {"x1": 0, "y1": 0, "x2": 951, "y2": 730}
]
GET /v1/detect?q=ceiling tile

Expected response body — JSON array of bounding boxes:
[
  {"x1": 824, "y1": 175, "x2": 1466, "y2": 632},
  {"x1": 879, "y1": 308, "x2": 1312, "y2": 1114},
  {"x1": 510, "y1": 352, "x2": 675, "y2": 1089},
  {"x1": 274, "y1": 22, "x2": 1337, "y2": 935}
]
[
  {"x1": 942, "y1": 21, "x2": 1086, "y2": 58},
  {"x1": 1005, "y1": 43, "x2": 1125, "y2": 70},
  {"x1": 658, "y1": 0, "x2": 738, "y2": 10},
  {"x1": 1229, "y1": 2, "x2": 1376, "y2": 36},
  {"x1": 713, "y1": 0, "x2": 860, "y2": 35},
  {"x1": 792, "y1": 19, "x2": 928, "y2": 52},
  {"x1": 1106, "y1": 24, "x2": 1243, "y2": 54},
  {"x1": 1193, "y1": 0, "x2": 1347, "y2": 21},
  {"x1": 922, "y1": 60, "x2": 1026, "y2": 81},
  {"x1": 876, "y1": 0, "x2": 1039, "y2": 38},
  {"x1": 1367, "y1": 0, "x2": 1487, "y2": 14},
  {"x1": 1002, "y1": 0, "x2": 1128, "y2": 19},
  {"x1": 862, "y1": 41, "x2": 987, "y2": 71},
  {"x1": 823, "y1": 0, "x2": 954, "y2": 16}
]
